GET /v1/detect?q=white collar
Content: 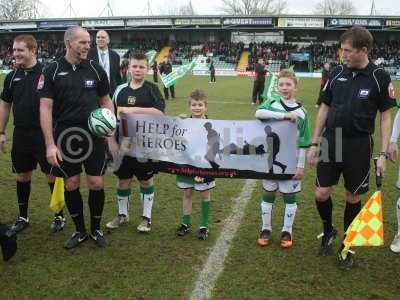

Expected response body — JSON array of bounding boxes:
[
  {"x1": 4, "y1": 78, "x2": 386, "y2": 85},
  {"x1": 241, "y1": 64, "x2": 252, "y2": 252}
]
[{"x1": 97, "y1": 47, "x2": 109, "y2": 55}]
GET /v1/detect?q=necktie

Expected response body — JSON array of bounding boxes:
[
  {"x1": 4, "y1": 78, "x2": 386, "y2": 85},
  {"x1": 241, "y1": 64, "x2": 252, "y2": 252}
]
[{"x1": 100, "y1": 52, "x2": 107, "y2": 70}]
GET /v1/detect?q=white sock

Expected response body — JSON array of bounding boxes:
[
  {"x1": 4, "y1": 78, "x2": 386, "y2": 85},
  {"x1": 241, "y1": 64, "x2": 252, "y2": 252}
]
[
  {"x1": 261, "y1": 201, "x2": 273, "y2": 231},
  {"x1": 397, "y1": 198, "x2": 400, "y2": 234},
  {"x1": 282, "y1": 203, "x2": 297, "y2": 234},
  {"x1": 142, "y1": 192, "x2": 154, "y2": 220},
  {"x1": 117, "y1": 196, "x2": 129, "y2": 217}
]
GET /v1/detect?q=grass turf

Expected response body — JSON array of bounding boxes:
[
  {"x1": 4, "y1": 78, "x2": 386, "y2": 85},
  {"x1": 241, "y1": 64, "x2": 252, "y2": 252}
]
[{"x1": 0, "y1": 74, "x2": 399, "y2": 299}]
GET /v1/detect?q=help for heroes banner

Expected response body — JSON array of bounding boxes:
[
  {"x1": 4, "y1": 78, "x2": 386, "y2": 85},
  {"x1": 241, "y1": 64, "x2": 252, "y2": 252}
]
[{"x1": 119, "y1": 114, "x2": 298, "y2": 179}]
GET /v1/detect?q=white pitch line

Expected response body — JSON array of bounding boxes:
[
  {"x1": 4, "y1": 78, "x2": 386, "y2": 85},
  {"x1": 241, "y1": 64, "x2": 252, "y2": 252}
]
[{"x1": 190, "y1": 179, "x2": 257, "y2": 300}]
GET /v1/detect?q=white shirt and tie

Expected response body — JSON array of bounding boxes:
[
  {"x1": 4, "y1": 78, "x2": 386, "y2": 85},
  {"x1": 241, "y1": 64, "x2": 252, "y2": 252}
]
[{"x1": 97, "y1": 48, "x2": 110, "y2": 81}]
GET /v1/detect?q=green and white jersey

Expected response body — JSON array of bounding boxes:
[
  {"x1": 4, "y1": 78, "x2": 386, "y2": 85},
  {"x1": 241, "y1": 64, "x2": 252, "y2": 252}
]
[{"x1": 257, "y1": 97, "x2": 311, "y2": 149}]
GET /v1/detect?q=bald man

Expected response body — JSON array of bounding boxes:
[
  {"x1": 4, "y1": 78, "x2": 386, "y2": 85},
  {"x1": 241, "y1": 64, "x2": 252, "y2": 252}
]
[
  {"x1": 40, "y1": 26, "x2": 116, "y2": 249},
  {"x1": 88, "y1": 30, "x2": 122, "y2": 96}
]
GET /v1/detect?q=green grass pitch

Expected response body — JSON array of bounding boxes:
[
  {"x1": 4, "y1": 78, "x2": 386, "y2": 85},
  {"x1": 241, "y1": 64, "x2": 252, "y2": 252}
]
[{"x1": 0, "y1": 74, "x2": 399, "y2": 299}]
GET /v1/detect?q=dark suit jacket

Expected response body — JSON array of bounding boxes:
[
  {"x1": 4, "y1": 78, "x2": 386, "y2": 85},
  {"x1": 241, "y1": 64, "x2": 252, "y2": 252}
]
[{"x1": 87, "y1": 47, "x2": 122, "y2": 96}]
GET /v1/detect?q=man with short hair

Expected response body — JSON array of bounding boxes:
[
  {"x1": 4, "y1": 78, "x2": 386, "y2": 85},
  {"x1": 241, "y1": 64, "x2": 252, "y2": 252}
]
[
  {"x1": 0, "y1": 34, "x2": 65, "y2": 234},
  {"x1": 308, "y1": 27, "x2": 396, "y2": 269},
  {"x1": 252, "y1": 58, "x2": 267, "y2": 105},
  {"x1": 88, "y1": 30, "x2": 122, "y2": 96},
  {"x1": 159, "y1": 56, "x2": 175, "y2": 100},
  {"x1": 39, "y1": 26, "x2": 116, "y2": 249}
]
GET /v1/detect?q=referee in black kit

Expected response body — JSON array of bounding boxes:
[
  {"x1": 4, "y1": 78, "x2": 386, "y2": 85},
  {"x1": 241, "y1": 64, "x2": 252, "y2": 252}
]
[
  {"x1": 0, "y1": 35, "x2": 65, "y2": 234},
  {"x1": 308, "y1": 27, "x2": 396, "y2": 269},
  {"x1": 39, "y1": 26, "x2": 117, "y2": 249}
]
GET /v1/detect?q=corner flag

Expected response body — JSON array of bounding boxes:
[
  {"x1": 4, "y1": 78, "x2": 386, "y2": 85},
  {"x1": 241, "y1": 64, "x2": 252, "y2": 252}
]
[
  {"x1": 49, "y1": 177, "x2": 65, "y2": 213},
  {"x1": 341, "y1": 191, "x2": 384, "y2": 259}
]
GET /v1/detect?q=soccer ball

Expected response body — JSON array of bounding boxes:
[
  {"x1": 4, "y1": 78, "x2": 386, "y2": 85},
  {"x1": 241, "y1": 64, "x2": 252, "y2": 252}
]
[{"x1": 88, "y1": 108, "x2": 116, "y2": 137}]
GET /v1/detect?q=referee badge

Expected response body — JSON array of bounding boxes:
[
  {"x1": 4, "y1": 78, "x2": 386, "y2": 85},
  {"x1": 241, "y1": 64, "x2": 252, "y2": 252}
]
[
  {"x1": 37, "y1": 74, "x2": 44, "y2": 90},
  {"x1": 127, "y1": 96, "x2": 136, "y2": 106},
  {"x1": 84, "y1": 79, "x2": 96, "y2": 88},
  {"x1": 358, "y1": 89, "x2": 370, "y2": 99}
]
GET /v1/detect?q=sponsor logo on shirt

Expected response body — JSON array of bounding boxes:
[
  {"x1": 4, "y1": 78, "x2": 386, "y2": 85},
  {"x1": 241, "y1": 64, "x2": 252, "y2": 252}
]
[
  {"x1": 337, "y1": 77, "x2": 348, "y2": 82},
  {"x1": 13, "y1": 78, "x2": 22, "y2": 82},
  {"x1": 57, "y1": 72, "x2": 69, "y2": 76},
  {"x1": 358, "y1": 89, "x2": 370, "y2": 99},
  {"x1": 84, "y1": 79, "x2": 95, "y2": 88}
]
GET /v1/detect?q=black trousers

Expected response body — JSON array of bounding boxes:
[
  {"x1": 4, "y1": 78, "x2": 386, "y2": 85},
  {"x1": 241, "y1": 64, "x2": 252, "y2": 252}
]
[
  {"x1": 252, "y1": 80, "x2": 265, "y2": 104},
  {"x1": 210, "y1": 72, "x2": 216, "y2": 82},
  {"x1": 164, "y1": 85, "x2": 175, "y2": 99}
]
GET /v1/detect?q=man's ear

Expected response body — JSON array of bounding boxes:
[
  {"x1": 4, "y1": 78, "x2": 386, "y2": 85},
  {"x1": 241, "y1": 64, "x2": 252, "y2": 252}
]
[{"x1": 361, "y1": 46, "x2": 369, "y2": 55}]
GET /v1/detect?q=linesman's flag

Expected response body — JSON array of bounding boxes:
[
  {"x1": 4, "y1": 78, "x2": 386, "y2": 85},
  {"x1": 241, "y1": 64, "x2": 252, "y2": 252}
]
[
  {"x1": 146, "y1": 50, "x2": 157, "y2": 66},
  {"x1": 161, "y1": 61, "x2": 196, "y2": 88},
  {"x1": 49, "y1": 177, "x2": 65, "y2": 213},
  {"x1": 341, "y1": 191, "x2": 384, "y2": 259}
]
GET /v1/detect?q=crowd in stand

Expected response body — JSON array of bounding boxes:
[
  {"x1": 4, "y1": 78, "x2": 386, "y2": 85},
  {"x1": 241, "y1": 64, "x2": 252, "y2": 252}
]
[
  {"x1": 158, "y1": 41, "x2": 244, "y2": 65},
  {"x1": 1, "y1": 37, "x2": 400, "y2": 72},
  {"x1": 371, "y1": 40, "x2": 400, "y2": 67}
]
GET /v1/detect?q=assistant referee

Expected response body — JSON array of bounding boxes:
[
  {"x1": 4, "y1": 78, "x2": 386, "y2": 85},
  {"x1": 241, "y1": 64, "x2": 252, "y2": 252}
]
[
  {"x1": 308, "y1": 27, "x2": 396, "y2": 269},
  {"x1": 0, "y1": 35, "x2": 64, "y2": 234},
  {"x1": 39, "y1": 26, "x2": 116, "y2": 249}
]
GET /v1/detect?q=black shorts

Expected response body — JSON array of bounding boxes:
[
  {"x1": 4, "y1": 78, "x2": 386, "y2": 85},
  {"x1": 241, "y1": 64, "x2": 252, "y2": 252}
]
[
  {"x1": 11, "y1": 128, "x2": 51, "y2": 174},
  {"x1": 316, "y1": 133, "x2": 373, "y2": 195},
  {"x1": 114, "y1": 156, "x2": 156, "y2": 181},
  {"x1": 50, "y1": 125, "x2": 107, "y2": 178}
]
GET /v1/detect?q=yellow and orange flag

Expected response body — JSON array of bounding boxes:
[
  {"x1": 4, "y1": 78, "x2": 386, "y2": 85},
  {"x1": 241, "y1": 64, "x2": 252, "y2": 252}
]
[
  {"x1": 341, "y1": 191, "x2": 384, "y2": 259},
  {"x1": 49, "y1": 177, "x2": 65, "y2": 213}
]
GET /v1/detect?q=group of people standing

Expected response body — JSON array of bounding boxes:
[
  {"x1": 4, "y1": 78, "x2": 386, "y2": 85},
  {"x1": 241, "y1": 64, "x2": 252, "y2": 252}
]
[{"x1": 0, "y1": 26, "x2": 399, "y2": 274}]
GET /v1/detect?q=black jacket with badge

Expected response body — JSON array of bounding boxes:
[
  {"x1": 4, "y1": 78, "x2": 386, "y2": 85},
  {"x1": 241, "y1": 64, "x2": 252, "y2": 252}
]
[
  {"x1": 321, "y1": 63, "x2": 396, "y2": 136},
  {"x1": 38, "y1": 57, "x2": 110, "y2": 126},
  {"x1": 113, "y1": 80, "x2": 165, "y2": 112},
  {"x1": 1, "y1": 63, "x2": 44, "y2": 129}
]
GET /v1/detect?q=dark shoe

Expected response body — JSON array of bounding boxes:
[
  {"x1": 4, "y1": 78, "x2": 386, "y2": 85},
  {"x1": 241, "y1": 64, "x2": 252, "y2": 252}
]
[
  {"x1": 336, "y1": 250, "x2": 354, "y2": 270},
  {"x1": 318, "y1": 228, "x2": 337, "y2": 256},
  {"x1": 0, "y1": 225, "x2": 17, "y2": 261},
  {"x1": 176, "y1": 224, "x2": 190, "y2": 236},
  {"x1": 257, "y1": 229, "x2": 271, "y2": 247},
  {"x1": 90, "y1": 230, "x2": 109, "y2": 248},
  {"x1": 50, "y1": 216, "x2": 65, "y2": 233},
  {"x1": 12, "y1": 217, "x2": 29, "y2": 233},
  {"x1": 280, "y1": 231, "x2": 293, "y2": 248},
  {"x1": 197, "y1": 227, "x2": 209, "y2": 240},
  {"x1": 64, "y1": 232, "x2": 88, "y2": 249}
]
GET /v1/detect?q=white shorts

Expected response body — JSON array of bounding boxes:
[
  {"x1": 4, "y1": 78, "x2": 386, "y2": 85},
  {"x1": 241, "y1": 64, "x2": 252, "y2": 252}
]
[
  {"x1": 177, "y1": 180, "x2": 216, "y2": 192},
  {"x1": 262, "y1": 179, "x2": 301, "y2": 194}
]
